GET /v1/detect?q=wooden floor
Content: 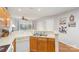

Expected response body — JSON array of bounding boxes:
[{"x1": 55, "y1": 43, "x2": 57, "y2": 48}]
[{"x1": 59, "y1": 42, "x2": 79, "y2": 52}]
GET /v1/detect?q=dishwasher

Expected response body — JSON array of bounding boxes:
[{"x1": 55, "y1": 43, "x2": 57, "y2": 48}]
[{"x1": 16, "y1": 36, "x2": 29, "y2": 52}]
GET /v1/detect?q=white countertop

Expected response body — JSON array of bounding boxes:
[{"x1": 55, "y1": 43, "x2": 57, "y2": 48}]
[
  {"x1": 31, "y1": 35, "x2": 55, "y2": 38},
  {"x1": 0, "y1": 31, "x2": 33, "y2": 46},
  {"x1": 0, "y1": 30, "x2": 56, "y2": 46}
]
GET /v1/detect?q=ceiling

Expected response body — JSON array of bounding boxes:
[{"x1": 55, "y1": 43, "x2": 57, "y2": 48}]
[{"x1": 7, "y1": 7, "x2": 77, "y2": 20}]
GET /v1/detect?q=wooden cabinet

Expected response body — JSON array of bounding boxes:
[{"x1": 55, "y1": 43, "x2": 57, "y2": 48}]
[
  {"x1": 38, "y1": 37, "x2": 48, "y2": 52},
  {"x1": 30, "y1": 36, "x2": 38, "y2": 52},
  {"x1": 30, "y1": 36, "x2": 55, "y2": 52},
  {"x1": 0, "y1": 7, "x2": 10, "y2": 27},
  {"x1": 47, "y1": 38, "x2": 55, "y2": 52}
]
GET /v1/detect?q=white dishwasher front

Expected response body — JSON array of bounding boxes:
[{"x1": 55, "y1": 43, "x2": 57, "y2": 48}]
[{"x1": 16, "y1": 36, "x2": 29, "y2": 52}]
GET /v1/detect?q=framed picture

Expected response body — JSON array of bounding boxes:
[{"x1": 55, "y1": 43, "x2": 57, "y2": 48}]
[
  {"x1": 68, "y1": 22, "x2": 76, "y2": 27},
  {"x1": 69, "y1": 14, "x2": 74, "y2": 21},
  {"x1": 59, "y1": 17, "x2": 67, "y2": 33},
  {"x1": 59, "y1": 17, "x2": 67, "y2": 25},
  {"x1": 68, "y1": 14, "x2": 76, "y2": 27},
  {"x1": 59, "y1": 25, "x2": 67, "y2": 33}
]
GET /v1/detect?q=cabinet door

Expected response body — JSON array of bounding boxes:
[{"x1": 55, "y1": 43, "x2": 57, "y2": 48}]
[
  {"x1": 47, "y1": 38, "x2": 55, "y2": 52},
  {"x1": 38, "y1": 37, "x2": 48, "y2": 52},
  {"x1": 30, "y1": 36, "x2": 38, "y2": 52}
]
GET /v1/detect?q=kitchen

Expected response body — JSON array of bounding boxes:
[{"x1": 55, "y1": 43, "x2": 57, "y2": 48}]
[{"x1": 0, "y1": 7, "x2": 79, "y2": 52}]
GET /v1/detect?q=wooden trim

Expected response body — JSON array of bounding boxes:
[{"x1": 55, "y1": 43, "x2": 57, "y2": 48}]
[
  {"x1": 59, "y1": 42, "x2": 79, "y2": 52},
  {"x1": 12, "y1": 39, "x2": 16, "y2": 52}
]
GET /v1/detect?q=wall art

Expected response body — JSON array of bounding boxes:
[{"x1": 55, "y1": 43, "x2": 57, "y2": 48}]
[
  {"x1": 59, "y1": 25, "x2": 67, "y2": 33},
  {"x1": 59, "y1": 17, "x2": 67, "y2": 33},
  {"x1": 59, "y1": 17, "x2": 66, "y2": 25},
  {"x1": 68, "y1": 14, "x2": 76, "y2": 27}
]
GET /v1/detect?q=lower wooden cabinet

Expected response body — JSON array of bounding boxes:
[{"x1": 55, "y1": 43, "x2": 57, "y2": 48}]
[
  {"x1": 30, "y1": 36, "x2": 55, "y2": 52},
  {"x1": 30, "y1": 36, "x2": 38, "y2": 52},
  {"x1": 47, "y1": 38, "x2": 55, "y2": 52},
  {"x1": 38, "y1": 38, "x2": 48, "y2": 52}
]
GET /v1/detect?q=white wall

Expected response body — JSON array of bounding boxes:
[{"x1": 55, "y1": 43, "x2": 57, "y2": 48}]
[
  {"x1": 35, "y1": 16, "x2": 55, "y2": 31},
  {"x1": 54, "y1": 8, "x2": 79, "y2": 48},
  {"x1": 10, "y1": 17, "x2": 19, "y2": 31}
]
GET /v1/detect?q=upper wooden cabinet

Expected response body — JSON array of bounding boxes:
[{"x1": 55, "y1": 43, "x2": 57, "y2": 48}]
[
  {"x1": 0, "y1": 7, "x2": 10, "y2": 27},
  {"x1": 0, "y1": 7, "x2": 10, "y2": 18}
]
